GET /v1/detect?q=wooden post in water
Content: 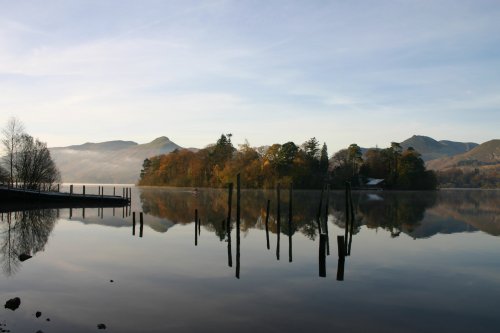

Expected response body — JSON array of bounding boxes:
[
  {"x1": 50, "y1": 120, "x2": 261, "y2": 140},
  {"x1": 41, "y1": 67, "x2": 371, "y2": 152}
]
[
  {"x1": 265, "y1": 199, "x2": 270, "y2": 250},
  {"x1": 319, "y1": 234, "x2": 327, "y2": 277},
  {"x1": 288, "y1": 182, "x2": 293, "y2": 263},
  {"x1": 227, "y1": 183, "x2": 233, "y2": 267},
  {"x1": 82, "y1": 208, "x2": 85, "y2": 219},
  {"x1": 195, "y1": 209, "x2": 198, "y2": 246},
  {"x1": 236, "y1": 173, "x2": 241, "y2": 279},
  {"x1": 123, "y1": 188, "x2": 125, "y2": 198},
  {"x1": 139, "y1": 212, "x2": 144, "y2": 238},
  {"x1": 113, "y1": 187, "x2": 116, "y2": 196},
  {"x1": 70, "y1": 184, "x2": 73, "y2": 196},
  {"x1": 57, "y1": 184, "x2": 60, "y2": 192},
  {"x1": 83, "y1": 185, "x2": 86, "y2": 196},
  {"x1": 276, "y1": 183, "x2": 281, "y2": 261},
  {"x1": 132, "y1": 212, "x2": 136, "y2": 236},
  {"x1": 101, "y1": 207, "x2": 104, "y2": 219},
  {"x1": 69, "y1": 207, "x2": 73, "y2": 219}
]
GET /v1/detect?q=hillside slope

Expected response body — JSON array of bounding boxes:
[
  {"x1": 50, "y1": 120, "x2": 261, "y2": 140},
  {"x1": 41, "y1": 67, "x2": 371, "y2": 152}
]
[
  {"x1": 426, "y1": 139, "x2": 500, "y2": 170},
  {"x1": 50, "y1": 137, "x2": 181, "y2": 183},
  {"x1": 400, "y1": 135, "x2": 478, "y2": 161}
]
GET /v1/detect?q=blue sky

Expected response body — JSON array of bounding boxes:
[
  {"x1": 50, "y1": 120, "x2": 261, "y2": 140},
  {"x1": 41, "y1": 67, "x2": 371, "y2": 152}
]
[{"x1": 0, "y1": 0, "x2": 499, "y2": 153}]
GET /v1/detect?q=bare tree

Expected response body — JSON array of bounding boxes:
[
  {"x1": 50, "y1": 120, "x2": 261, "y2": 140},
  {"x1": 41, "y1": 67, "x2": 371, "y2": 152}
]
[
  {"x1": 14, "y1": 134, "x2": 61, "y2": 190},
  {"x1": 0, "y1": 165, "x2": 8, "y2": 184},
  {"x1": 1, "y1": 117, "x2": 25, "y2": 187}
]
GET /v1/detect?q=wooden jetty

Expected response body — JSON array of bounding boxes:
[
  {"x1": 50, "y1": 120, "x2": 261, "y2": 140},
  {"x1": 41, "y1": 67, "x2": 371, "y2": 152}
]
[{"x1": 0, "y1": 185, "x2": 130, "y2": 210}]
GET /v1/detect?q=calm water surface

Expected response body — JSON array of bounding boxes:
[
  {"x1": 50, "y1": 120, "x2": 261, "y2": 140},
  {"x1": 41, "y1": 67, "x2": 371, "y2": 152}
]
[{"x1": 0, "y1": 187, "x2": 499, "y2": 332}]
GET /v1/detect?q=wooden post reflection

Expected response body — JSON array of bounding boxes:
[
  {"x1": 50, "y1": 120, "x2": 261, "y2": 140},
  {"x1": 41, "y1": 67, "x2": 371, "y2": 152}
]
[
  {"x1": 319, "y1": 234, "x2": 327, "y2": 277},
  {"x1": 195, "y1": 209, "x2": 198, "y2": 246},
  {"x1": 132, "y1": 212, "x2": 136, "y2": 236},
  {"x1": 236, "y1": 174, "x2": 241, "y2": 279},
  {"x1": 288, "y1": 182, "x2": 293, "y2": 263},
  {"x1": 337, "y1": 236, "x2": 345, "y2": 281},
  {"x1": 348, "y1": 183, "x2": 355, "y2": 256},
  {"x1": 227, "y1": 183, "x2": 233, "y2": 267},
  {"x1": 324, "y1": 184, "x2": 330, "y2": 256},
  {"x1": 316, "y1": 185, "x2": 324, "y2": 233},
  {"x1": 139, "y1": 212, "x2": 144, "y2": 238},
  {"x1": 344, "y1": 182, "x2": 349, "y2": 251},
  {"x1": 276, "y1": 183, "x2": 281, "y2": 261},
  {"x1": 82, "y1": 207, "x2": 85, "y2": 219},
  {"x1": 265, "y1": 199, "x2": 270, "y2": 250}
]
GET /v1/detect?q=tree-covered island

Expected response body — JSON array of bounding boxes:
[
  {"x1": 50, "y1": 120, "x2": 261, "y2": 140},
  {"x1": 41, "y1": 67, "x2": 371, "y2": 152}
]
[{"x1": 138, "y1": 134, "x2": 437, "y2": 190}]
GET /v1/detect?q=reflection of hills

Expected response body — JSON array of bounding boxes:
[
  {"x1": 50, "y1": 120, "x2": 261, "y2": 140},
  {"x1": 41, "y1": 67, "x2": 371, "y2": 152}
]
[
  {"x1": 427, "y1": 190, "x2": 500, "y2": 236},
  {"x1": 62, "y1": 208, "x2": 175, "y2": 233},
  {"x1": 355, "y1": 190, "x2": 500, "y2": 238},
  {"x1": 405, "y1": 212, "x2": 477, "y2": 239}
]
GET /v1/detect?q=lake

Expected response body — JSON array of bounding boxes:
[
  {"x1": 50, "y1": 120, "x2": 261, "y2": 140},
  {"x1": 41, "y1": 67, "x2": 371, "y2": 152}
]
[{"x1": 1, "y1": 187, "x2": 499, "y2": 332}]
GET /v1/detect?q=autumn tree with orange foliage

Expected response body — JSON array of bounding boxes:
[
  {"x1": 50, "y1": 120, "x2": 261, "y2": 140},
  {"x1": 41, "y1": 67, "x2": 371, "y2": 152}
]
[{"x1": 138, "y1": 134, "x2": 329, "y2": 189}]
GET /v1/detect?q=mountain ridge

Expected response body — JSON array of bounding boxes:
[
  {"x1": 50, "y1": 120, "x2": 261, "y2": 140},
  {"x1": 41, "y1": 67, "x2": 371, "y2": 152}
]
[
  {"x1": 400, "y1": 135, "x2": 478, "y2": 161},
  {"x1": 426, "y1": 139, "x2": 500, "y2": 171},
  {"x1": 50, "y1": 137, "x2": 182, "y2": 183}
]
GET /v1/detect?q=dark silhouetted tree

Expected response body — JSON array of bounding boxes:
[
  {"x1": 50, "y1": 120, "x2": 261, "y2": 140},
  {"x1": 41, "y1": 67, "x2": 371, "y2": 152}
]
[{"x1": 14, "y1": 134, "x2": 60, "y2": 190}]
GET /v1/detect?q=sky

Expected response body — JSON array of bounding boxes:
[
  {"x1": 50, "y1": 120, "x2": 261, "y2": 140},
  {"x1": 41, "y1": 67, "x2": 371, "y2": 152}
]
[{"x1": 0, "y1": 0, "x2": 499, "y2": 153}]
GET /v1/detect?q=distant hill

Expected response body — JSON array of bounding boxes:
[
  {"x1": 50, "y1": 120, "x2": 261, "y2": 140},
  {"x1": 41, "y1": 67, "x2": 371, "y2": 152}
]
[
  {"x1": 400, "y1": 135, "x2": 478, "y2": 161},
  {"x1": 50, "y1": 137, "x2": 181, "y2": 184},
  {"x1": 426, "y1": 139, "x2": 500, "y2": 171}
]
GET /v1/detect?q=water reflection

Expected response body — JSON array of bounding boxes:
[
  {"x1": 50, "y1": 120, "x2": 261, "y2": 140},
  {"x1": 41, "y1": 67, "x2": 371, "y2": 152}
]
[
  {"x1": 138, "y1": 189, "x2": 500, "y2": 239},
  {"x1": 1, "y1": 189, "x2": 498, "y2": 280},
  {"x1": 0, "y1": 189, "x2": 498, "y2": 332},
  {"x1": 0, "y1": 210, "x2": 56, "y2": 276}
]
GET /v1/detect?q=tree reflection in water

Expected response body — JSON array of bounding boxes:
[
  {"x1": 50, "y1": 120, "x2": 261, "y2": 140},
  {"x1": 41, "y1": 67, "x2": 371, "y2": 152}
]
[
  {"x1": 139, "y1": 189, "x2": 442, "y2": 240},
  {"x1": 0, "y1": 209, "x2": 56, "y2": 276}
]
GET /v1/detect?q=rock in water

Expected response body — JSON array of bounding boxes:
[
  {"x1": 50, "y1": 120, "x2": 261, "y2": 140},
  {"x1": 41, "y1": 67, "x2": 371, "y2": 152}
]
[
  {"x1": 19, "y1": 253, "x2": 32, "y2": 262},
  {"x1": 5, "y1": 297, "x2": 21, "y2": 310},
  {"x1": 36, "y1": 311, "x2": 42, "y2": 318},
  {"x1": 97, "y1": 323, "x2": 107, "y2": 329}
]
